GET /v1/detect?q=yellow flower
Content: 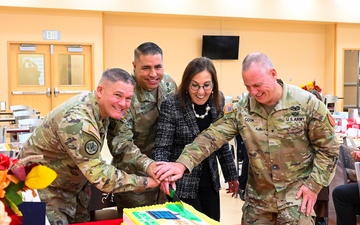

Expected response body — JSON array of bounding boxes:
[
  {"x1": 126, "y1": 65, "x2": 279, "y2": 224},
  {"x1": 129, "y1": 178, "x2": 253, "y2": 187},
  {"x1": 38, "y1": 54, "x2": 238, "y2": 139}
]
[
  {"x1": 300, "y1": 80, "x2": 322, "y2": 93},
  {"x1": 25, "y1": 165, "x2": 57, "y2": 189},
  {"x1": 0, "y1": 170, "x2": 10, "y2": 198}
]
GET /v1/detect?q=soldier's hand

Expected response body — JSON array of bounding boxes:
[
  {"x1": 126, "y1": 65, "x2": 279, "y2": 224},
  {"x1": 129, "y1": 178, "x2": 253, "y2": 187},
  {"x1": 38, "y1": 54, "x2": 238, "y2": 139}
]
[
  {"x1": 146, "y1": 162, "x2": 158, "y2": 180},
  {"x1": 146, "y1": 177, "x2": 160, "y2": 189},
  {"x1": 159, "y1": 180, "x2": 176, "y2": 196},
  {"x1": 154, "y1": 161, "x2": 186, "y2": 181},
  {"x1": 295, "y1": 185, "x2": 317, "y2": 216}
]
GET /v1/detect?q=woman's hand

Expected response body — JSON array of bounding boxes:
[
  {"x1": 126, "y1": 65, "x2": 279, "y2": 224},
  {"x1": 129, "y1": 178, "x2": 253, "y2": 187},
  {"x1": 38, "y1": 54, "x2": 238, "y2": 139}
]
[
  {"x1": 159, "y1": 180, "x2": 176, "y2": 196},
  {"x1": 226, "y1": 180, "x2": 239, "y2": 197},
  {"x1": 351, "y1": 150, "x2": 360, "y2": 162},
  {"x1": 154, "y1": 161, "x2": 186, "y2": 181}
]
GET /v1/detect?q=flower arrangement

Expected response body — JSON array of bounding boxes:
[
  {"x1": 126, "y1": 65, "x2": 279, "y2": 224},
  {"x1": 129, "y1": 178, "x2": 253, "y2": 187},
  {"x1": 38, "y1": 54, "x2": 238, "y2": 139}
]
[
  {"x1": 0, "y1": 154, "x2": 57, "y2": 225},
  {"x1": 300, "y1": 80, "x2": 322, "y2": 93}
]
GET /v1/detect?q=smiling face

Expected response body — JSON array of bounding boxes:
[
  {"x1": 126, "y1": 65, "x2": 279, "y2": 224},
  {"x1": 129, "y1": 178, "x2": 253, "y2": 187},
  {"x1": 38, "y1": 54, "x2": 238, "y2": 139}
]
[
  {"x1": 96, "y1": 80, "x2": 134, "y2": 119},
  {"x1": 242, "y1": 64, "x2": 280, "y2": 106},
  {"x1": 133, "y1": 53, "x2": 164, "y2": 91},
  {"x1": 187, "y1": 70, "x2": 213, "y2": 105}
]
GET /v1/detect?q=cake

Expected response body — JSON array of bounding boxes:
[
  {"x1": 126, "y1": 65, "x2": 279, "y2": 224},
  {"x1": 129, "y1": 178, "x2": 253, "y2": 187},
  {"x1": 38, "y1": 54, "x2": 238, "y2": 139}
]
[{"x1": 122, "y1": 202, "x2": 222, "y2": 225}]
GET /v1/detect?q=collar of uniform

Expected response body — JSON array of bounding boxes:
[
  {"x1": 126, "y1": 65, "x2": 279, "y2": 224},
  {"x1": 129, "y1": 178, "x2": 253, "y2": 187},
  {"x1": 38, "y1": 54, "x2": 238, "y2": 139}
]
[
  {"x1": 275, "y1": 79, "x2": 301, "y2": 111},
  {"x1": 91, "y1": 90, "x2": 103, "y2": 121},
  {"x1": 247, "y1": 79, "x2": 293, "y2": 115},
  {"x1": 131, "y1": 73, "x2": 158, "y2": 103},
  {"x1": 91, "y1": 90, "x2": 109, "y2": 132}
]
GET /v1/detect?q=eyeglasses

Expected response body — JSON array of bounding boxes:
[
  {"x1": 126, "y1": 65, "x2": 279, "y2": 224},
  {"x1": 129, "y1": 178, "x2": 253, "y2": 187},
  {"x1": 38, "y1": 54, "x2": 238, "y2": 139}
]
[{"x1": 190, "y1": 83, "x2": 213, "y2": 91}]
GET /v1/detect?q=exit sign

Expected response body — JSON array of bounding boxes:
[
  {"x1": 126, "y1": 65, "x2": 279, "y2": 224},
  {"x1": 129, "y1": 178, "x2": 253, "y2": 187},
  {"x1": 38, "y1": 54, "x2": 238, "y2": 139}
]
[{"x1": 42, "y1": 30, "x2": 61, "y2": 40}]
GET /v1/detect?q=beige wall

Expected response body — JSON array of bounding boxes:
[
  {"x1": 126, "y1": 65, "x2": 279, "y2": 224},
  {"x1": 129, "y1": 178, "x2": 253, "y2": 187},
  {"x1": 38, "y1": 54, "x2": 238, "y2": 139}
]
[
  {"x1": 1, "y1": 7, "x2": 360, "y2": 111},
  {"x1": 2, "y1": 0, "x2": 360, "y2": 23},
  {"x1": 0, "y1": 8, "x2": 103, "y2": 107},
  {"x1": 104, "y1": 13, "x2": 332, "y2": 98},
  {"x1": 335, "y1": 23, "x2": 360, "y2": 111}
]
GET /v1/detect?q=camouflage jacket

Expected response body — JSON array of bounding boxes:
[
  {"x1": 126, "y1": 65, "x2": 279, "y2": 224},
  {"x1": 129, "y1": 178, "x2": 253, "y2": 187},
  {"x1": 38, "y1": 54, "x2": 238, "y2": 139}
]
[
  {"x1": 107, "y1": 73, "x2": 177, "y2": 173},
  {"x1": 19, "y1": 91, "x2": 152, "y2": 215},
  {"x1": 177, "y1": 80, "x2": 339, "y2": 212}
]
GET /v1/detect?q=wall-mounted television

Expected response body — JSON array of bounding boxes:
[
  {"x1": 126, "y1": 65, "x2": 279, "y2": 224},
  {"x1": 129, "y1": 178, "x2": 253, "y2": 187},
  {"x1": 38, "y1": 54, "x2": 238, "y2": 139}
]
[{"x1": 202, "y1": 35, "x2": 240, "y2": 60}]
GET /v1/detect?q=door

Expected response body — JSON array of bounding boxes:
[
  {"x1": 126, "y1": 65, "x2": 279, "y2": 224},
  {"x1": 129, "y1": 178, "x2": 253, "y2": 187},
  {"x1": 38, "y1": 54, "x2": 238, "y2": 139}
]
[
  {"x1": 9, "y1": 43, "x2": 93, "y2": 116},
  {"x1": 343, "y1": 50, "x2": 360, "y2": 111}
]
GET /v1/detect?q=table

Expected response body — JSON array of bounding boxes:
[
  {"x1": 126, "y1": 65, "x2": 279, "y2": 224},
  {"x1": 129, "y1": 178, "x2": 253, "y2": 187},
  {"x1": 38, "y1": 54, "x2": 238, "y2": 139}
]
[
  {"x1": 0, "y1": 111, "x2": 41, "y2": 115},
  {"x1": 6, "y1": 124, "x2": 30, "y2": 133},
  {"x1": 0, "y1": 111, "x2": 41, "y2": 123},
  {"x1": 4, "y1": 124, "x2": 31, "y2": 143},
  {"x1": 70, "y1": 218, "x2": 123, "y2": 225},
  {"x1": 0, "y1": 142, "x2": 21, "y2": 157},
  {"x1": 0, "y1": 115, "x2": 15, "y2": 123},
  {"x1": 0, "y1": 142, "x2": 21, "y2": 150},
  {"x1": 0, "y1": 111, "x2": 13, "y2": 115}
]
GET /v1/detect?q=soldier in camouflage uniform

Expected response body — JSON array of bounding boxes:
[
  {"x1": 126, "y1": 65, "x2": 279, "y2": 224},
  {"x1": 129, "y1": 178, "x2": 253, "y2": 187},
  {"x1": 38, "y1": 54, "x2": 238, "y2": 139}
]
[
  {"x1": 107, "y1": 42, "x2": 177, "y2": 217},
  {"x1": 19, "y1": 68, "x2": 160, "y2": 225},
  {"x1": 156, "y1": 52, "x2": 339, "y2": 225}
]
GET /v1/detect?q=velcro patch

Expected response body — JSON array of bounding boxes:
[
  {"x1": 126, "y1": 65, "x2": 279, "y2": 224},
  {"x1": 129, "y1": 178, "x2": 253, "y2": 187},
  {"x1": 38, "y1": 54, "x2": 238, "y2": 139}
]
[
  {"x1": 83, "y1": 124, "x2": 100, "y2": 141},
  {"x1": 224, "y1": 103, "x2": 233, "y2": 114},
  {"x1": 85, "y1": 140, "x2": 99, "y2": 155},
  {"x1": 327, "y1": 114, "x2": 335, "y2": 127},
  {"x1": 120, "y1": 111, "x2": 128, "y2": 120}
]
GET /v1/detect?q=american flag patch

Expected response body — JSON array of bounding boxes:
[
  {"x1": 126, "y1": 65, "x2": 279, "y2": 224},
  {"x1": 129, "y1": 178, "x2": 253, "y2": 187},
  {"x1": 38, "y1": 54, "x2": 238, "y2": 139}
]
[
  {"x1": 224, "y1": 103, "x2": 233, "y2": 114},
  {"x1": 120, "y1": 111, "x2": 128, "y2": 119},
  {"x1": 88, "y1": 124, "x2": 100, "y2": 140}
]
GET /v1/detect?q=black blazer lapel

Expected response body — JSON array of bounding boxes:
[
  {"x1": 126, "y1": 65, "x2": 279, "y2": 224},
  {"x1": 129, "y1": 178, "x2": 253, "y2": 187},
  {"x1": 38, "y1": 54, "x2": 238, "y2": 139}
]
[{"x1": 183, "y1": 97, "x2": 201, "y2": 137}]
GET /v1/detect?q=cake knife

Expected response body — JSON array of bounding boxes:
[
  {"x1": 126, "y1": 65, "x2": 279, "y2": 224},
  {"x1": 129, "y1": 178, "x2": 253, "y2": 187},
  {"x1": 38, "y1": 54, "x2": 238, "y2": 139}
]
[{"x1": 169, "y1": 185, "x2": 185, "y2": 212}]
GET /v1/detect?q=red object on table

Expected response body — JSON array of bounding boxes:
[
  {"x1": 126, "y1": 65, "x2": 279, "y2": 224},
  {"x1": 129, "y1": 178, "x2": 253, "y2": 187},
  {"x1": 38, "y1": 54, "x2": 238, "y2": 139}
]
[{"x1": 70, "y1": 218, "x2": 123, "y2": 225}]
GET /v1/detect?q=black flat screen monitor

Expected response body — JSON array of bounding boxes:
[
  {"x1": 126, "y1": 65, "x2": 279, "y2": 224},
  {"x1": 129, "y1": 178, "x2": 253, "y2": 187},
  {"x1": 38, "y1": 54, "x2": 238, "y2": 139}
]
[{"x1": 202, "y1": 35, "x2": 240, "y2": 60}]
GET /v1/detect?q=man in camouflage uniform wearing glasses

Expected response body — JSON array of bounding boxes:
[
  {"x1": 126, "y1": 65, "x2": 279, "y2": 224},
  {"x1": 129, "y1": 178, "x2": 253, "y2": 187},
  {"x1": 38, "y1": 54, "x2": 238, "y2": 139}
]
[
  {"x1": 155, "y1": 52, "x2": 339, "y2": 225},
  {"x1": 107, "y1": 42, "x2": 177, "y2": 217},
  {"x1": 19, "y1": 68, "x2": 160, "y2": 225}
]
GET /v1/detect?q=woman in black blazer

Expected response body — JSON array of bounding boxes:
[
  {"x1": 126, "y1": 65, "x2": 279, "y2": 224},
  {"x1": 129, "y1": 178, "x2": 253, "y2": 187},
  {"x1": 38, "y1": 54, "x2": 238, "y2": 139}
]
[{"x1": 153, "y1": 57, "x2": 239, "y2": 221}]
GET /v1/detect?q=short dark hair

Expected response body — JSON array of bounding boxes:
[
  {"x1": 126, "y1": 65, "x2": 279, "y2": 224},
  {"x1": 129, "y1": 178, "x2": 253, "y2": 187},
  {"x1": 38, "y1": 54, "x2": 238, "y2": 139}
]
[
  {"x1": 134, "y1": 42, "x2": 163, "y2": 61},
  {"x1": 176, "y1": 57, "x2": 221, "y2": 111},
  {"x1": 99, "y1": 68, "x2": 135, "y2": 86}
]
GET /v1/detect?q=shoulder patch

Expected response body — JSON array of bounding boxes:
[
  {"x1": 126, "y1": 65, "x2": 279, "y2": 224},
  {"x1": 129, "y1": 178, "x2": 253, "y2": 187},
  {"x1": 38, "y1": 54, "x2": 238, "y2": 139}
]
[
  {"x1": 224, "y1": 103, "x2": 233, "y2": 114},
  {"x1": 327, "y1": 114, "x2": 335, "y2": 127},
  {"x1": 85, "y1": 140, "x2": 99, "y2": 155},
  {"x1": 119, "y1": 111, "x2": 128, "y2": 120},
  {"x1": 82, "y1": 123, "x2": 101, "y2": 141}
]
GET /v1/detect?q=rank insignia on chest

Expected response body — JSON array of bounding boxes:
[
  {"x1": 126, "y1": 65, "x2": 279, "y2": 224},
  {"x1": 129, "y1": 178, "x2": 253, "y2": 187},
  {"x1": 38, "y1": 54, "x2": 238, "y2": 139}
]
[{"x1": 85, "y1": 140, "x2": 99, "y2": 155}]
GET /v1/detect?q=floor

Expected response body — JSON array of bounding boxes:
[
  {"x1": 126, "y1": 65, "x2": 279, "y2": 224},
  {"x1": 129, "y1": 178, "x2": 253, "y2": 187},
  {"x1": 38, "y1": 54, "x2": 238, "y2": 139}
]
[
  {"x1": 219, "y1": 188, "x2": 243, "y2": 225},
  {"x1": 219, "y1": 187, "x2": 339, "y2": 225},
  {"x1": 95, "y1": 181, "x2": 344, "y2": 225}
]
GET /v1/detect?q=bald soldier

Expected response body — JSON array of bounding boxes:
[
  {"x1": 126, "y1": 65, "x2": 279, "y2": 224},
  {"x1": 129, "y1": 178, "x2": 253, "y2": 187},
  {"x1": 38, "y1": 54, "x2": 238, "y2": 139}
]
[
  {"x1": 19, "y1": 68, "x2": 160, "y2": 225},
  {"x1": 156, "y1": 52, "x2": 339, "y2": 225},
  {"x1": 107, "y1": 42, "x2": 177, "y2": 217}
]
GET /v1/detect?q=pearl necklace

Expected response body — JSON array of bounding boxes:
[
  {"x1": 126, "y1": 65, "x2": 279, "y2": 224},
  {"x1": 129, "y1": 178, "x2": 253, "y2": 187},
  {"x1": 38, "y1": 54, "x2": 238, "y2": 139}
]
[{"x1": 192, "y1": 103, "x2": 210, "y2": 119}]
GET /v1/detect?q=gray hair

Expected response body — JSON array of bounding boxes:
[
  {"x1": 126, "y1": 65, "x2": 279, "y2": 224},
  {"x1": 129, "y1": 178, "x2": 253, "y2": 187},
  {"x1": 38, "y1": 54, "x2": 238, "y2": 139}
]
[
  {"x1": 99, "y1": 68, "x2": 135, "y2": 86},
  {"x1": 242, "y1": 52, "x2": 274, "y2": 72}
]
